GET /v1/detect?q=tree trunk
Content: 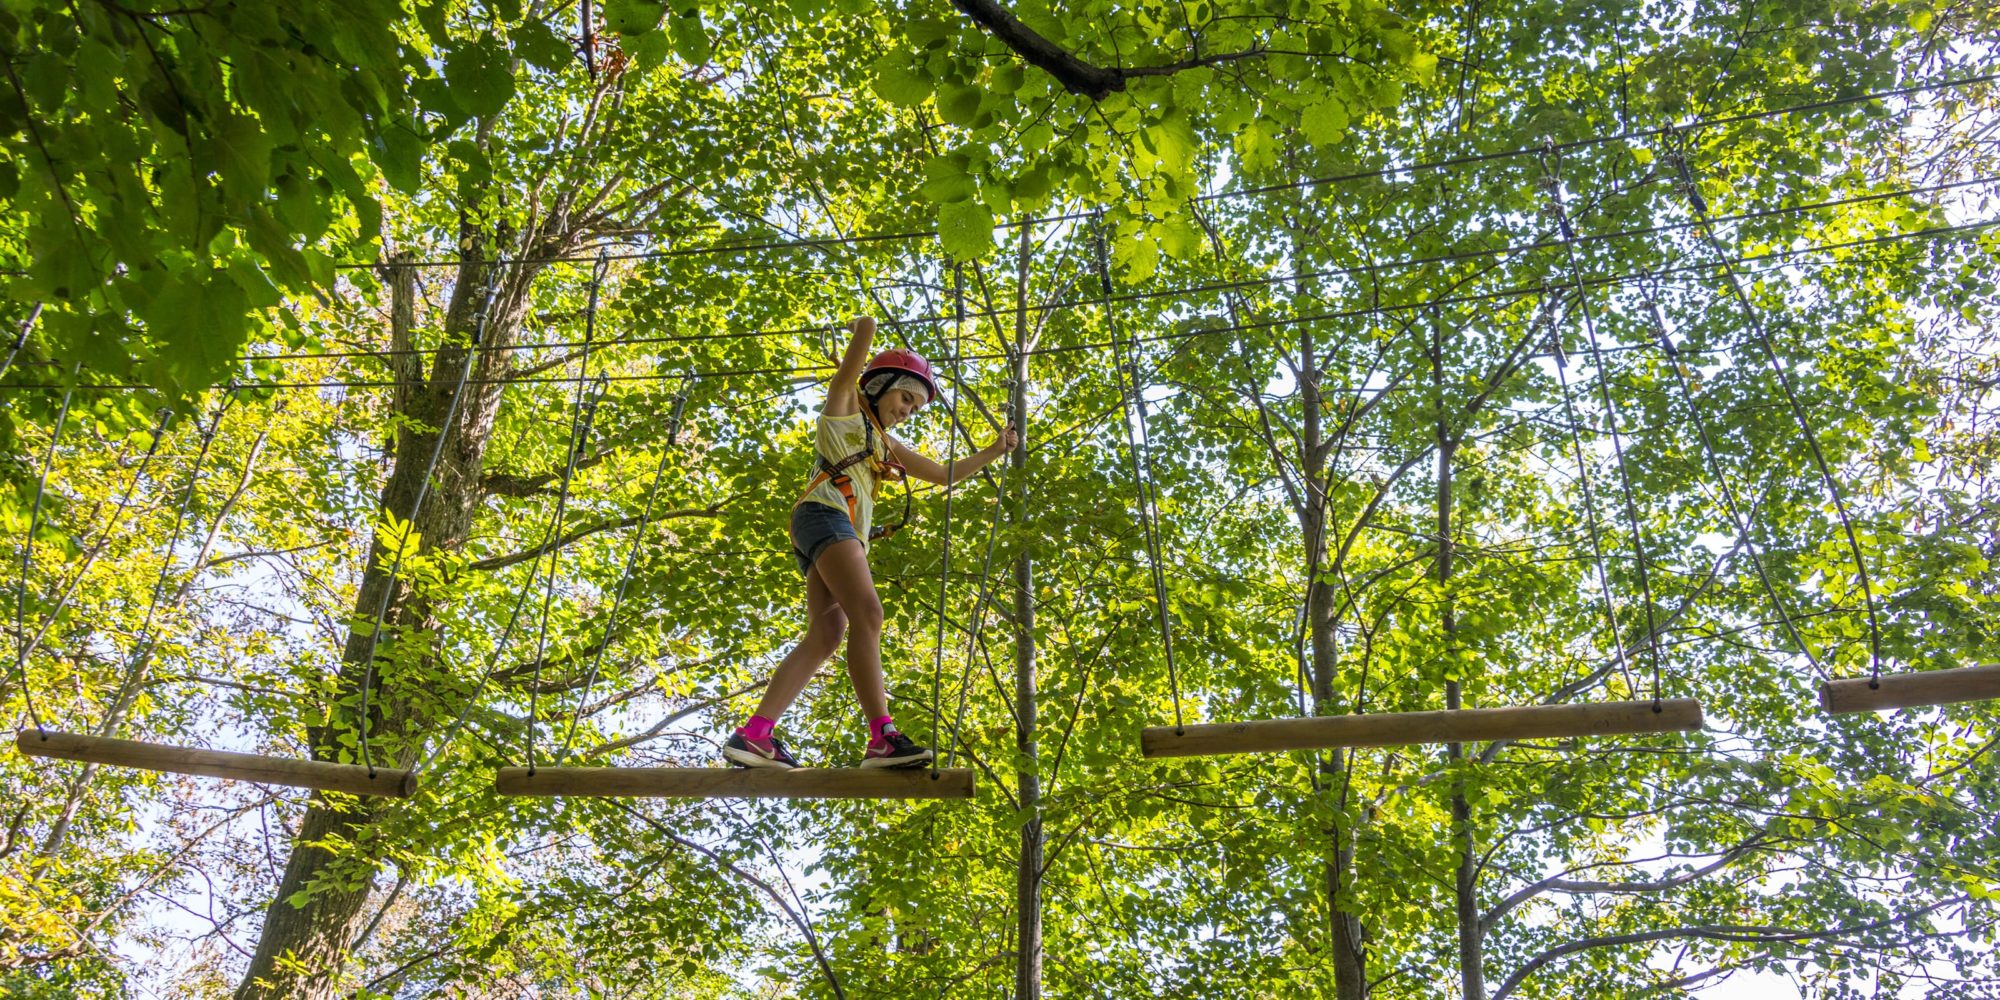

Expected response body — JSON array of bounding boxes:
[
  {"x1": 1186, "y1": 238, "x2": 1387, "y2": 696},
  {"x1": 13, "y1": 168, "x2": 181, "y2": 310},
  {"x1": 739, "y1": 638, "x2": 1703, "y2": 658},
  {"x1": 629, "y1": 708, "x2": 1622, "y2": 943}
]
[
  {"x1": 1300, "y1": 319, "x2": 1368, "y2": 1000},
  {"x1": 235, "y1": 254, "x2": 538, "y2": 1000},
  {"x1": 1011, "y1": 227, "x2": 1043, "y2": 1000},
  {"x1": 1435, "y1": 327, "x2": 1483, "y2": 1000},
  {"x1": 1309, "y1": 574, "x2": 1368, "y2": 1000}
]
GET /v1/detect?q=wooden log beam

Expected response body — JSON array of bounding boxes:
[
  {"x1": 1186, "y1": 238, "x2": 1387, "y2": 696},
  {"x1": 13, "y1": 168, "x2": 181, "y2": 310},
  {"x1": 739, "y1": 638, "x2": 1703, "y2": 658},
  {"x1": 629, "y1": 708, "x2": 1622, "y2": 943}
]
[
  {"x1": 1819, "y1": 664, "x2": 2000, "y2": 714},
  {"x1": 15, "y1": 730, "x2": 418, "y2": 798},
  {"x1": 1140, "y1": 699, "x2": 1704, "y2": 758},
  {"x1": 493, "y1": 765, "x2": 977, "y2": 799}
]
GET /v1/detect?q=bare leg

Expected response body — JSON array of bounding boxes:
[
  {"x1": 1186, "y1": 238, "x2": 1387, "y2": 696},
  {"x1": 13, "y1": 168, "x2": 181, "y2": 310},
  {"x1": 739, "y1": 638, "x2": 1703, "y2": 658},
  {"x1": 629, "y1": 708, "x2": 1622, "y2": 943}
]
[
  {"x1": 750, "y1": 562, "x2": 847, "y2": 722},
  {"x1": 804, "y1": 539, "x2": 889, "y2": 721}
]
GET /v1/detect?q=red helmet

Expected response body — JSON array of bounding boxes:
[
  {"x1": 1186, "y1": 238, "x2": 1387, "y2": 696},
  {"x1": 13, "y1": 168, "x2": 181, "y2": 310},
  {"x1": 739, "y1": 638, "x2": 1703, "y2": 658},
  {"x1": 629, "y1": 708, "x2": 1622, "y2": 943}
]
[{"x1": 861, "y1": 348, "x2": 939, "y2": 404}]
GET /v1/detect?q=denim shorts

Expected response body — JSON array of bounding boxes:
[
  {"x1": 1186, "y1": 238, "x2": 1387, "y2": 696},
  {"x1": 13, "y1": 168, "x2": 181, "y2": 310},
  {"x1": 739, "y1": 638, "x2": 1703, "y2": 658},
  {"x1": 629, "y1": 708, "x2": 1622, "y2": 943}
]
[{"x1": 791, "y1": 502, "x2": 860, "y2": 576}]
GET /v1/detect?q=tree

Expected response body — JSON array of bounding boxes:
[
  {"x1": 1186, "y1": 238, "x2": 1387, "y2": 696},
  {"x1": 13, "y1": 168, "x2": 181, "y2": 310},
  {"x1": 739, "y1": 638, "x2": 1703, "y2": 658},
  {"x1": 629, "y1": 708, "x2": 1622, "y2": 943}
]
[{"x1": 4, "y1": 0, "x2": 1998, "y2": 997}]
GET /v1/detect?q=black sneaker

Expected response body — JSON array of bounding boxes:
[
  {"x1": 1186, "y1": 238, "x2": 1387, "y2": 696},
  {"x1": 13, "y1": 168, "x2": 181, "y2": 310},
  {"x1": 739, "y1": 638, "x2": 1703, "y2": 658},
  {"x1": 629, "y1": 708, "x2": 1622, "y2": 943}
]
[
  {"x1": 860, "y1": 729, "x2": 934, "y2": 769},
  {"x1": 722, "y1": 731, "x2": 799, "y2": 770}
]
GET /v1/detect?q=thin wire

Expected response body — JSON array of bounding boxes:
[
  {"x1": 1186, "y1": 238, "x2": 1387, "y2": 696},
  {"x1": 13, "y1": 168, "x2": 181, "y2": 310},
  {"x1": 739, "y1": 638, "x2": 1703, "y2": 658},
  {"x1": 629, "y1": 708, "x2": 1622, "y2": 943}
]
[
  {"x1": 1206, "y1": 70, "x2": 1999, "y2": 204},
  {"x1": 13, "y1": 405, "x2": 176, "y2": 671},
  {"x1": 330, "y1": 71, "x2": 1999, "y2": 272},
  {"x1": 0, "y1": 303, "x2": 40, "y2": 381},
  {"x1": 415, "y1": 550, "x2": 544, "y2": 773},
  {"x1": 947, "y1": 443, "x2": 1011, "y2": 770},
  {"x1": 1667, "y1": 131, "x2": 1886, "y2": 685},
  {"x1": 356, "y1": 259, "x2": 507, "y2": 776},
  {"x1": 1221, "y1": 287, "x2": 1316, "y2": 721},
  {"x1": 1544, "y1": 147, "x2": 1666, "y2": 706},
  {"x1": 5, "y1": 208, "x2": 1992, "y2": 409},
  {"x1": 13, "y1": 361, "x2": 81, "y2": 732},
  {"x1": 101, "y1": 391, "x2": 238, "y2": 729},
  {"x1": 1543, "y1": 290, "x2": 1635, "y2": 697},
  {"x1": 553, "y1": 378, "x2": 692, "y2": 767},
  {"x1": 208, "y1": 172, "x2": 2000, "y2": 373},
  {"x1": 1635, "y1": 279, "x2": 1825, "y2": 677},
  {"x1": 526, "y1": 254, "x2": 608, "y2": 775},
  {"x1": 523, "y1": 375, "x2": 607, "y2": 774},
  {"x1": 11, "y1": 198, "x2": 1994, "y2": 398},
  {"x1": 414, "y1": 362, "x2": 625, "y2": 776},
  {"x1": 929, "y1": 264, "x2": 964, "y2": 778},
  {"x1": 1096, "y1": 216, "x2": 1185, "y2": 734}
]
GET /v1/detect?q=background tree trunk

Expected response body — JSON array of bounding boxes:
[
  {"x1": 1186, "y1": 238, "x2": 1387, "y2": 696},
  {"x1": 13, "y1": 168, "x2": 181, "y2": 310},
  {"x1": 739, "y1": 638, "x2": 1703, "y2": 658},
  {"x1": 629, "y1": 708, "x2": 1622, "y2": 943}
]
[
  {"x1": 1301, "y1": 320, "x2": 1369, "y2": 1000},
  {"x1": 235, "y1": 254, "x2": 540, "y2": 1000},
  {"x1": 1012, "y1": 226, "x2": 1043, "y2": 1000}
]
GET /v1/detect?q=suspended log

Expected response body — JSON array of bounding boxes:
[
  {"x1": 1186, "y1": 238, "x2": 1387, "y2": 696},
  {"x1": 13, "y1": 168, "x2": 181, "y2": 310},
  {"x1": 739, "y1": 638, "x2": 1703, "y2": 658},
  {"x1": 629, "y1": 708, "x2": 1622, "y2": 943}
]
[
  {"x1": 1819, "y1": 663, "x2": 2000, "y2": 714},
  {"x1": 493, "y1": 765, "x2": 977, "y2": 799},
  {"x1": 15, "y1": 730, "x2": 418, "y2": 797},
  {"x1": 1140, "y1": 699, "x2": 1704, "y2": 758}
]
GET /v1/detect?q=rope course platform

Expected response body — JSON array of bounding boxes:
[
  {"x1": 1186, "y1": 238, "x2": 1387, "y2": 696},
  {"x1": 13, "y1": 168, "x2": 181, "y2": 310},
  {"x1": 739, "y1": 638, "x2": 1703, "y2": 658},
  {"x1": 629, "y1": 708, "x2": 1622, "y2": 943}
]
[
  {"x1": 15, "y1": 730, "x2": 418, "y2": 797},
  {"x1": 1819, "y1": 664, "x2": 2000, "y2": 714},
  {"x1": 493, "y1": 765, "x2": 977, "y2": 799},
  {"x1": 1139, "y1": 699, "x2": 1705, "y2": 758}
]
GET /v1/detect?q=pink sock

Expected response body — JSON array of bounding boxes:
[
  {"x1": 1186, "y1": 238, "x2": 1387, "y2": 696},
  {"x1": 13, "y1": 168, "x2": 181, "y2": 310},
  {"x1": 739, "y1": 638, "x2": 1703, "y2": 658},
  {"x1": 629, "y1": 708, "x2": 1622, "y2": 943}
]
[
  {"x1": 869, "y1": 715, "x2": 895, "y2": 743},
  {"x1": 742, "y1": 715, "x2": 776, "y2": 742}
]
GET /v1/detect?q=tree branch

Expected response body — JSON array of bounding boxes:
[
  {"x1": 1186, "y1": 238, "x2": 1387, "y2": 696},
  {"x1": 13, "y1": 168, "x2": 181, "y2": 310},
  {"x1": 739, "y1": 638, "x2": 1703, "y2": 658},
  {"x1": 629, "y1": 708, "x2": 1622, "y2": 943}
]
[
  {"x1": 1481, "y1": 837, "x2": 1766, "y2": 933},
  {"x1": 468, "y1": 498, "x2": 736, "y2": 571},
  {"x1": 479, "y1": 448, "x2": 620, "y2": 498},
  {"x1": 1490, "y1": 895, "x2": 1967, "y2": 1000},
  {"x1": 947, "y1": 0, "x2": 1259, "y2": 99}
]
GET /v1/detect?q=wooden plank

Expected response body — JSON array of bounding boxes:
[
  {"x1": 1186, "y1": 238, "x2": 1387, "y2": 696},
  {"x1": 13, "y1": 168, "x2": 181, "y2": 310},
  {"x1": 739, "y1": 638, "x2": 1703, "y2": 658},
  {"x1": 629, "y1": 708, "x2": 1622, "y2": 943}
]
[
  {"x1": 1819, "y1": 663, "x2": 2000, "y2": 714},
  {"x1": 493, "y1": 765, "x2": 977, "y2": 799},
  {"x1": 15, "y1": 730, "x2": 417, "y2": 798},
  {"x1": 1140, "y1": 699, "x2": 1704, "y2": 758}
]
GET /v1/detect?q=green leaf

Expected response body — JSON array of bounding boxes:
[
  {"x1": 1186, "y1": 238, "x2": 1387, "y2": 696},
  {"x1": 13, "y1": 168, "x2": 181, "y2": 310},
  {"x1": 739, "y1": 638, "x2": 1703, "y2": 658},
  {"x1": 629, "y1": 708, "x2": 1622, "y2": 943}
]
[
  {"x1": 936, "y1": 199, "x2": 994, "y2": 260},
  {"x1": 871, "y1": 56, "x2": 933, "y2": 107},
  {"x1": 415, "y1": 0, "x2": 450, "y2": 48},
  {"x1": 668, "y1": 13, "x2": 711, "y2": 65},
  {"x1": 445, "y1": 37, "x2": 517, "y2": 119},
  {"x1": 203, "y1": 112, "x2": 273, "y2": 203},
  {"x1": 603, "y1": 0, "x2": 668, "y2": 35},
  {"x1": 1300, "y1": 96, "x2": 1349, "y2": 147},
  {"x1": 626, "y1": 30, "x2": 672, "y2": 71},
  {"x1": 373, "y1": 118, "x2": 426, "y2": 194},
  {"x1": 906, "y1": 17, "x2": 956, "y2": 47},
  {"x1": 1233, "y1": 117, "x2": 1278, "y2": 174},
  {"x1": 920, "y1": 156, "x2": 976, "y2": 204},
  {"x1": 513, "y1": 20, "x2": 576, "y2": 72},
  {"x1": 227, "y1": 258, "x2": 283, "y2": 310},
  {"x1": 937, "y1": 82, "x2": 982, "y2": 126},
  {"x1": 992, "y1": 62, "x2": 1025, "y2": 95},
  {"x1": 1409, "y1": 50, "x2": 1438, "y2": 83}
]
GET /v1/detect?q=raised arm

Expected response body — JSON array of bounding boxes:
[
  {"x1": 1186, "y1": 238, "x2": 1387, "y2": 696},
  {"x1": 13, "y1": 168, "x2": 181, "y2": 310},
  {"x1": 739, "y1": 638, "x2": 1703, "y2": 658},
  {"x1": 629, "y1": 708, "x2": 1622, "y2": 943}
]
[
  {"x1": 824, "y1": 316, "x2": 875, "y2": 417},
  {"x1": 889, "y1": 423, "x2": 1019, "y2": 487}
]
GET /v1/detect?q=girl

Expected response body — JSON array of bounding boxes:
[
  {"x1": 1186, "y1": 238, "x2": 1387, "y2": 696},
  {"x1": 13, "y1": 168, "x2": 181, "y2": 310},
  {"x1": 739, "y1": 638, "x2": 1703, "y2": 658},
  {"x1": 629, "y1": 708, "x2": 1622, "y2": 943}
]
[{"x1": 723, "y1": 316, "x2": 1018, "y2": 770}]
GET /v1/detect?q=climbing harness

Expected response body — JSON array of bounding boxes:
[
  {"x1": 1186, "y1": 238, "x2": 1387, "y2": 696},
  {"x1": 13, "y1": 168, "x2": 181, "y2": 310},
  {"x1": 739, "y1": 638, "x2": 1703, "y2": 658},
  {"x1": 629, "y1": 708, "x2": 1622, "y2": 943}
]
[{"x1": 790, "y1": 389, "x2": 906, "y2": 544}]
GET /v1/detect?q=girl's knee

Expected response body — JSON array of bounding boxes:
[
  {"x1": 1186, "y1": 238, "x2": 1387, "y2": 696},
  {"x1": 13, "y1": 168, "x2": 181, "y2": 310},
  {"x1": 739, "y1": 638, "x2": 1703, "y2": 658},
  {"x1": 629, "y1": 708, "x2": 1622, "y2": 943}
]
[
  {"x1": 804, "y1": 628, "x2": 844, "y2": 660},
  {"x1": 811, "y1": 605, "x2": 848, "y2": 637},
  {"x1": 845, "y1": 597, "x2": 884, "y2": 634}
]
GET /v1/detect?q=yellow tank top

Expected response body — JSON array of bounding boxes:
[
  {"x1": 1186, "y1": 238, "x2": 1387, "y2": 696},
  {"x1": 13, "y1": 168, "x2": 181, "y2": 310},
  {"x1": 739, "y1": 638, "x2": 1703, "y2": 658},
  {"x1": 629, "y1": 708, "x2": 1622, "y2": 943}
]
[{"x1": 800, "y1": 410, "x2": 894, "y2": 546}]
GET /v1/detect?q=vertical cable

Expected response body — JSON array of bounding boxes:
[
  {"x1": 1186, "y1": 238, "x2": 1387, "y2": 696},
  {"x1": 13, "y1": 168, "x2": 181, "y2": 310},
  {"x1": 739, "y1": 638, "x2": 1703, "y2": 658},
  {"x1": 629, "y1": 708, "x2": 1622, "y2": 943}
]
[
  {"x1": 526, "y1": 254, "x2": 608, "y2": 774},
  {"x1": 1637, "y1": 279, "x2": 1824, "y2": 675},
  {"x1": 358, "y1": 259, "x2": 506, "y2": 775},
  {"x1": 13, "y1": 361, "x2": 82, "y2": 733},
  {"x1": 929, "y1": 262, "x2": 965, "y2": 778},
  {"x1": 551, "y1": 377, "x2": 692, "y2": 767},
  {"x1": 1667, "y1": 129, "x2": 1885, "y2": 685},
  {"x1": 96, "y1": 395, "x2": 236, "y2": 731},
  {"x1": 1542, "y1": 147, "x2": 1666, "y2": 707},
  {"x1": 1545, "y1": 290, "x2": 1636, "y2": 696},
  {"x1": 1094, "y1": 215, "x2": 1184, "y2": 734}
]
